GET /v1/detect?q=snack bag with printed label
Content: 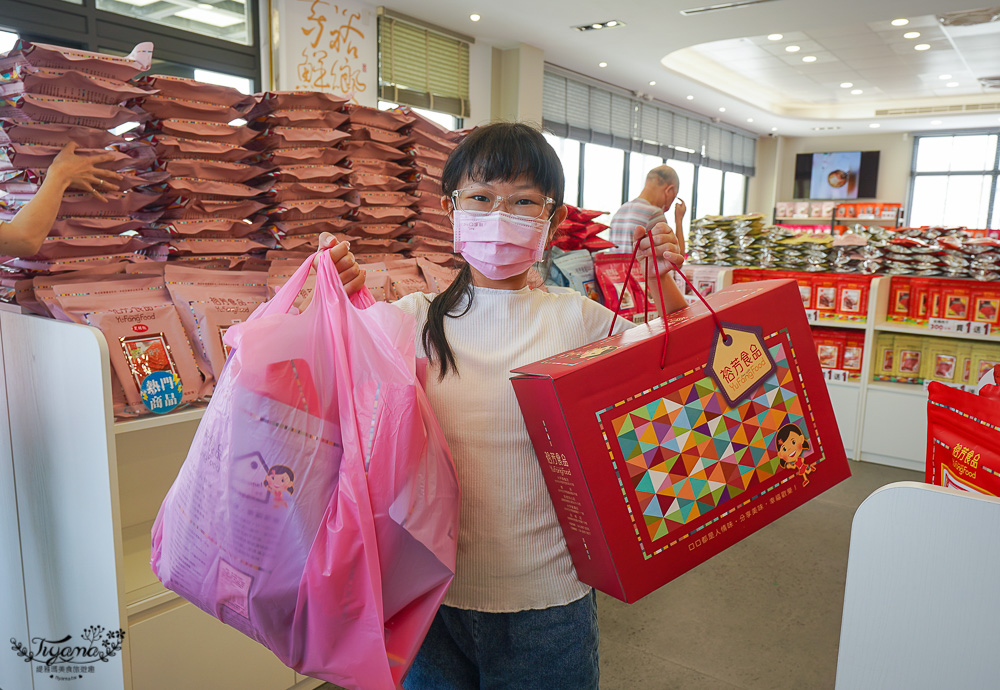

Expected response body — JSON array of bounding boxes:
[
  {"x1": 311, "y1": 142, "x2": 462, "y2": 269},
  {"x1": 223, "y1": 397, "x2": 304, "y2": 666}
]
[
  {"x1": 874, "y1": 333, "x2": 895, "y2": 380},
  {"x1": 595, "y1": 253, "x2": 639, "y2": 323},
  {"x1": 927, "y1": 379, "x2": 1000, "y2": 496}
]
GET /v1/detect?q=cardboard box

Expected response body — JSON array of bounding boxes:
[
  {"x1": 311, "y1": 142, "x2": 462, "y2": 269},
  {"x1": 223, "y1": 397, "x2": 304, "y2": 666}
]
[{"x1": 510, "y1": 280, "x2": 851, "y2": 602}]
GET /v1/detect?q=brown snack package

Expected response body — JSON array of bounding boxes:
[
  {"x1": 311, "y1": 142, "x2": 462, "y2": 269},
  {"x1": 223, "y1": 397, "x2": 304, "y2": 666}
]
[
  {"x1": 407, "y1": 127, "x2": 458, "y2": 153},
  {"x1": 249, "y1": 126, "x2": 350, "y2": 149},
  {"x1": 164, "y1": 265, "x2": 268, "y2": 384},
  {"x1": 0, "y1": 121, "x2": 125, "y2": 148},
  {"x1": 0, "y1": 67, "x2": 150, "y2": 104},
  {"x1": 345, "y1": 190, "x2": 418, "y2": 206},
  {"x1": 417, "y1": 257, "x2": 460, "y2": 294},
  {"x1": 346, "y1": 124, "x2": 413, "y2": 146},
  {"x1": 3, "y1": 41, "x2": 152, "y2": 81},
  {"x1": 32, "y1": 264, "x2": 131, "y2": 319},
  {"x1": 161, "y1": 158, "x2": 265, "y2": 183},
  {"x1": 147, "y1": 217, "x2": 267, "y2": 236},
  {"x1": 149, "y1": 119, "x2": 257, "y2": 145},
  {"x1": 0, "y1": 94, "x2": 143, "y2": 129},
  {"x1": 137, "y1": 75, "x2": 256, "y2": 110},
  {"x1": 384, "y1": 258, "x2": 428, "y2": 299},
  {"x1": 347, "y1": 158, "x2": 412, "y2": 176},
  {"x1": 57, "y1": 190, "x2": 161, "y2": 218},
  {"x1": 55, "y1": 275, "x2": 206, "y2": 413},
  {"x1": 404, "y1": 143, "x2": 451, "y2": 163},
  {"x1": 406, "y1": 220, "x2": 453, "y2": 241},
  {"x1": 0, "y1": 142, "x2": 139, "y2": 170},
  {"x1": 347, "y1": 237, "x2": 409, "y2": 254},
  {"x1": 30, "y1": 234, "x2": 151, "y2": 260},
  {"x1": 359, "y1": 262, "x2": 392, "y2": 302},
  {"x1": 351, "y1": 206, "x2": 415, "y2": 224},
  {"x1": 355, "y1": 252, "x2": 399, "y2": 265},
  {"x1": 414, "y1": 206, "x2": 451, "y2": 226},
  {"x1": 347, "y1": 171, "x2": 411, "y2": 191},
  {"x1": 48, "y1": 216, "x2": 145, "y2": 237},
  {"x1": 271, "y1": 217, "x2": 354, "y2": 236},
  {"x1": 160, "y1": 198, "x2": 268, "y2": 220},
  {"x1": 347, "y1": 223, "x2": 409, "y2": 239},
  {"x1": 277, "y1": 235, "x2": 322, "y2": 251},
  {"x1": 248, "y1": 91, "x2": 348, "y2": 119},
  {"x1": 411, "y1": 190, "x2": 447, "y2": 208},
  {"x1": 140, "y1": 95, "x2": 251, "y2": 124},
  {"x1": 270, "y1": 198, "x2": 356, "y2": 220},
  {"x1": 342, "y1": 140, "x2": 410, "y2": 161},
  {"x1": 252, "y1": 147, "x2": 349, "y2": 167},
  {"x1": 166, "y1": 237, "x2": 270, "y2": 255},
  {"x1": 410, "y1": 251, "x2": 461, "y2": 268},
  {"x1": 413, "y1": 174, "x2": 443, "y2": 195},
  {"x1": 407, "y1": 235, "x2": 454, "y2": 253},
  {"x1": 255, "y1": 109, "x2": 349, "y2": 129},
  {"x1": 161, "y1": 177, "x2": 267, "y2": 198},
  {"x1": 264, "y1": 182, "x2": 350, "y2": 202},
  {"x1": 148, "y1": 135, "x2": 251, "y2": 162},
  {"x1": 345, "y1": 104, "x2": 414, "y2": 132},
  {"x1": 269, "y1": 164, "x2": 350, "y2": 183},
  {"x1": 412, "y1": 160, "x2": 444, "y2": 179}
]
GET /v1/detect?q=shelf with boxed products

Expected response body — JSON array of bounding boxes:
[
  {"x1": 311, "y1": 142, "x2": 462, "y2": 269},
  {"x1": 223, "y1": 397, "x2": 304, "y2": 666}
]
[
  {"x1": 0, "y1": 312, "x2": 318, "y2": 690},
  {"x1": 874, "y1": 274, "x2": 999, "y2": 343},
  {"x1": 773, "y1": 201, "x2": 902, "y2": 231}
]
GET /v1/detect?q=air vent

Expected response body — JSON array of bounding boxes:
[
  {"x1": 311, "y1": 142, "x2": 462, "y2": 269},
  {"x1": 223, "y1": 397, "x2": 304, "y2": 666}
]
[
  {"x1": 875, "y1": 102, "x2": 1000, "y2": 116},
  {"x1": 937, "y1": 7, "x2": 1000, "y2": 26},
  {"x1": 680, "y1": 0, "x2": 780, "y2": 16},
  {"x1": 811, "y1": 126, "x2": 841, "y2": 131},
  {"x1": 980, "y1": 76, "x2": 1000, "y2": 89}
]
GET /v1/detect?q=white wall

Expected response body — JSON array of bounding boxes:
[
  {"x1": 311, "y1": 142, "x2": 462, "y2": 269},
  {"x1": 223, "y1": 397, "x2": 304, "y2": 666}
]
[{"x1": 466, "y1": 39, "x2": 493, "y2": 126}]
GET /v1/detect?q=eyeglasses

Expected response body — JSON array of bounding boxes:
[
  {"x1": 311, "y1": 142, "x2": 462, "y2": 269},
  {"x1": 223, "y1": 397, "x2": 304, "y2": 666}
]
[{"x1": 451, "y1": 187, "x2": 554, "y2": 219}]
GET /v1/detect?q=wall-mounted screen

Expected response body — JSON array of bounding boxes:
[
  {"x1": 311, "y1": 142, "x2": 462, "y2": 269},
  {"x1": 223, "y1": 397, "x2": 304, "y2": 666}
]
[{"x1": 793, "y1": 151, "x2": 880, "y2": 199}]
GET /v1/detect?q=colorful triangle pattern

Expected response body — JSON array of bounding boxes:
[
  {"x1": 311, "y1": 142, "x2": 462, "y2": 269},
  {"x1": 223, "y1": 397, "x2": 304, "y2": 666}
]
[{"x1": 611, "y1": 342, "x2": 808, "y2": 544}]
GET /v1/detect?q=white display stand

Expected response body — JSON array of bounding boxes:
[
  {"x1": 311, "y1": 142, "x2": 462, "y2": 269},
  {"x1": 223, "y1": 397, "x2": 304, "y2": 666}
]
[
  {"x1": 837, "y1": 482, "x2": 1000, "y2": 689},
  {"x1": 0, "y1": 311, "x2": 323, "y2": 690}
]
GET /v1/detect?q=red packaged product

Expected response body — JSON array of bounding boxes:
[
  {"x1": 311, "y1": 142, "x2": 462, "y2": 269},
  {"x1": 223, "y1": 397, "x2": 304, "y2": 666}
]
[
  {"x1": 265, "y1": 182, "x2": 350, "y2": 202},
  {"x1": 909, "y1": 278, "x2": 932, "y2": 323},
  {"x1": 812, "y1": 330, "x2": 845, "y2": 369},
  {"x1": 342, "y1": 140, "x2": 410, "y2": 161},
  {"x1": 345, "y1": 104, "x2": 414, "y2": 132},
  {"x1": 814, "y1": 275, "x2": 838, "y2": 313},
  {"x1": 54, "y1": 275, "x2": 206, "y2": 413},
  {"x1": 926, "y1": 383, "x2": 1000, "y2": 495},
  {"x1": 253, "y1": 108, "x2": 349, "y2": 129},
  {"x1": 160, "y1": 158, "x2": 264, "y2": 183},
  {"x1": 594, "y1": 253, "x2": 640, "y2": 323},
  {"x1": 927, "y1": 280, "x2": 945, "y2": 320},
  {"x1": 842, "y1": 332, "x2": 864, "y2": 374},
  {"x1": 253, "y1": 147, "x2": 349, "y2": 167},
  {"x1": 887, "y1": 276, "x2": 911, "y2": 321},
  {"x1": 351, "y1": 206, "x2": 415, "y2": 224},
  {"x1": 149, "y1": 119, "x2": 257, "y2": 146},
  {"x1": 627, "y1": 260, "x2": 658, "y2": 322},
  {"x1": 972, "y1": 285, "x2": 1000, "y2": 325},
  {"x1": 941, "y1": 280, "x2": 973, "y2": 321},
  {"x1": 836, "y1": 277, "x2": 870, "y2": 317},
  {"x1": 137, "y1": 74, "x2": 255, "y2": 110},
  {"x1": 247, "y1": 91, "x2": 348, "y2": 118},
  {"x1": 347, "y1": 124, "x2": 413, "y2": 146},
  {"x1": 146, "y1": 135, "x2": 250, "y2": 162}
]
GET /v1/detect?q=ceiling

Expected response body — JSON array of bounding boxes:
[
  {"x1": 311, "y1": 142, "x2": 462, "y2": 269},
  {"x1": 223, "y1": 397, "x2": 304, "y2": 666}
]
[{"x1": 379, "y1": 0, "x2": 1000, "y2": 138}]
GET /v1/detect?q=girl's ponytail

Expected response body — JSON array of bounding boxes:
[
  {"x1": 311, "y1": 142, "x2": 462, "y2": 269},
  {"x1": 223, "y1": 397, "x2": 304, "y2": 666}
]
[{"x1": 422, "y1": 262, "x2": 473, "y2": 380}]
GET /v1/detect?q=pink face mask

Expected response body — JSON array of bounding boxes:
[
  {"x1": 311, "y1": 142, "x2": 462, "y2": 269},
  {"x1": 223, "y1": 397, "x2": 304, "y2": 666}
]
[{"x1": 452, "y1": 210, "x2": 549, "y2": 280}]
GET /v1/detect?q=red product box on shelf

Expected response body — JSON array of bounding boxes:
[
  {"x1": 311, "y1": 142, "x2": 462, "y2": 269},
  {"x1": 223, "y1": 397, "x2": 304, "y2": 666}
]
[
  {"x1": 814, "y1": 275, "x2": 838, "y2": 313},
  {"x1": 972, "y1": 285, "x2": 1000, "y2": 326},
  {"x1": 510, "y1": 280, "x2": 850, "y2": 602},
  {"x1": 732, "y1": 268, "x2": 762, "y2": 284},
  {"x1": 941, "y1": 280, "x2": 973, "y2": 321},
  {"x1": 812, "y1": 330, "x2": 845, "y2": 369},
  {"x1": 836, "y1": 277, "x2": 870, "y2": 318},
  {"x1": 837, "y1": 203, "x2": 856, "y2": 219},
  {"x1": 909, "y1": 278, "x2": 933, "y2": 323},
  {"x1": 842, "y1": 332, "x2": 865, "y2": 375},
  {"x1": 887, "y1": 277, "x2": 911, "y2": 322}
]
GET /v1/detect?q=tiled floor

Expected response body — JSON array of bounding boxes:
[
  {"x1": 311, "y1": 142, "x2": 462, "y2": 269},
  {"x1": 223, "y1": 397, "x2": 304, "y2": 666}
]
[{"x1": 318, "y1": 461, "x2": 921, "y2": 690}]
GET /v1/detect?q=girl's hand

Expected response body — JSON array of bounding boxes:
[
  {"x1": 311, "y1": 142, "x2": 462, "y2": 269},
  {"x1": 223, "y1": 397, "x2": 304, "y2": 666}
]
[
  {"x1": 315, "y1": 232, "x2": 366, "y2": 295},
  {"x1": 633, "y1": 222, "x2": 684, "y2": 274},
  {"x1": 47, "y1": 141, "x2": 123, "y2": 202}
]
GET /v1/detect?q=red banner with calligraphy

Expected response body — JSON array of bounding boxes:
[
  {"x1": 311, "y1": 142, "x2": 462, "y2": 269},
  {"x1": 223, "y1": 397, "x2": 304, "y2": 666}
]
[{"x1": 511, "y1": 279, "x2": 850, "y2": 602}]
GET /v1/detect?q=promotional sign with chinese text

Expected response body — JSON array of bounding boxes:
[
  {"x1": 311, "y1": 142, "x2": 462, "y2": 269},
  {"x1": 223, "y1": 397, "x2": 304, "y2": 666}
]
[{"x1": 511, "y1": 279, "x2": 851, "y2": 602}]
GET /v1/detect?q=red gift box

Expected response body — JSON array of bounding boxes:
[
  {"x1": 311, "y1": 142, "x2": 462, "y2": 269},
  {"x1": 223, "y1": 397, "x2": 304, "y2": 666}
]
[{"x1": 510, "y1": 279, "x2": 851, "y2": 602}]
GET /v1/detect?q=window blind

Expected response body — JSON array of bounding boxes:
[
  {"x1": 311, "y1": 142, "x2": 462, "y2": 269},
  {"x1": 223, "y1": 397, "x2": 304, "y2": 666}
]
[
  {"x1": 543, "y1": 68, "x2": 757, "y2": 176},
  {"x1": 378, "y1": 13, "x2": 470, "y2": 118}
]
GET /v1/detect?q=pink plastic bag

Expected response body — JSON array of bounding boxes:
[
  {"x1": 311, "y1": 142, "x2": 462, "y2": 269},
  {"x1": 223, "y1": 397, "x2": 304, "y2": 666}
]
[{"x1": 151, "y1": 252, "x2": 459, "y2": 689}]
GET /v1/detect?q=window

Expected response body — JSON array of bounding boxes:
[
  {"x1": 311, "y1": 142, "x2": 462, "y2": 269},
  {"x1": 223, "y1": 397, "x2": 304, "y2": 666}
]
[
  {"x1": 194, "y1": 69, "x2": 253, "y2": 95},
  {"x1": 582, "y1": 143, "x2": 624, "y2": 221},
  {"x1": 723, "y1": 172, "x2": 747, "y2": 216},
  {"x1": 543, "y1": 133, "x2": 580, "y2": 206},
  {"x1": 96, "y1": 0, "x2": 253, "y2": 45},
  {"x1": 910, "y1": 133, "x2": 1000, "y2": 229},
  {"x1": 0, "y1": 28, "x2": 17, "y2": 52},
  {"x1": 697, "y1": 167, "x2": 723, "y2": 217},
  {"x1": 628, "y1": 153, "x2": 665, "y2": 200}
]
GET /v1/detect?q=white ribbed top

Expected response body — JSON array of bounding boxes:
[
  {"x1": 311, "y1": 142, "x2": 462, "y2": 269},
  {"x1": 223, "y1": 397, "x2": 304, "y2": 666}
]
[{"x1": 394, "y1": 286, "x2": 632, "y2": 612}]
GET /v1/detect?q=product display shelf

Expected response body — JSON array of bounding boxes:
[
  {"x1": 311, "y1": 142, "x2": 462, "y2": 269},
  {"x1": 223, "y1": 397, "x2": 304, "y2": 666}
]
[
  {"x1": 809, "y1": 315, "x2": 868, "y2": 330},
  {"x1": 0, "y1": 311, "x2": 323, "y2": 690},
  {"x1": 873, "y1": 320, "x2": 999, "y2": 343}
]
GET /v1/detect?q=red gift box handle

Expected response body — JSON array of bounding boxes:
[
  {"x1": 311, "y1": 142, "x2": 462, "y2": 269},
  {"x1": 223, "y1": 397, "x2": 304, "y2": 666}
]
[{"x1": 607, "y1": 226, "x2": 730, "y2": 368}]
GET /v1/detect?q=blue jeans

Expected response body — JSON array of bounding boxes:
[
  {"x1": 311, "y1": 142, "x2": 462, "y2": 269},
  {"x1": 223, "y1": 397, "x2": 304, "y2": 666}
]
[{"x1": 402, "y1": 591, "x2": 599, "y2": 690}]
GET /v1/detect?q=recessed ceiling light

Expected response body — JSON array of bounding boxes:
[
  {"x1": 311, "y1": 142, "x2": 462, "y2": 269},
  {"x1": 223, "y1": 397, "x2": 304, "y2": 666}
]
[
  {"x1": 686, "y1": 94, "x2": 694, "y2": 100},
  {"x1": 914, "y1": 43, "x2": 930, "y2": 51},
  {"x1": 606, "y1": 20, "x2": 618, "y2": 27},
  {"x1": 592, "y1": 23, "x2": 602, "y2": 29},
  {"x1": 869, "y1": 123, "x2": 881, "y2": 128},
  {"x1": 785, "y1": 45, "x2": 800, "y2": 52},
  {"x1": 767, "y1": 33, "x2": 783, "y2": 41},
  {"x1": 946, "y1": 81, "x2": 959, "y2": 87},
  {"x1": 470, "y1": 13, "x2": 481, "y2": 21},
  {"x1": 746, "y1": 117, "x2": 754, "y2": 122},
  {"x1": 939, "y1": 74, "x2": 952, "y2": 80},
  {"x1": 891, "y1": 18, "x2": 909, "y2": 26},
  {"x1": 771, "y1": 127, "x2": 778, "y2": 132},
  {"x1": 719, "y1": 107, "x2": 726, "y2": 112},
  {"x1": 903, "y1": 31, "x2": 920, "y2": 39},
  {"x1": 598, "y1": 61, "x2": 608, "y2": 67},
  {"x1": 649, "y1": 80, "x2": 656, "y2": 86},
  {"x1": 840, "y1": 82, "x2": 853, "y2": 88},
  {"x1": 930, "y1": 120, "x2": 942, "y2": 125},
  {"x1": 851, "y1": 89, "x2": 863, "y2": 95},
  {"x1": 802, "y1": 55, "x2": 817, "y2": 62}
]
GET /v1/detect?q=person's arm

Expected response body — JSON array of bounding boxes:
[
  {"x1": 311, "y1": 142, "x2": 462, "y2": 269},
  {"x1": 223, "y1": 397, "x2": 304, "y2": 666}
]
[
  {"x1": 633, "y1": 221, "x2": 687, "y2": 317},
  {"x1": 672, "y1": 198, "x2": 687, "y2": 256},
  {"x1": 0, "y1": 142, "x2": 122, "y2": 257},
  {"x1": 295, "y1": 232, "x2": 367, "y2": 311}
]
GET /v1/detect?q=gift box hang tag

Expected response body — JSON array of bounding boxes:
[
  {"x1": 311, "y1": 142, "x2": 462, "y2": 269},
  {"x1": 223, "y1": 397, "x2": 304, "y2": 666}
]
[{"x1": 708, "y1": 322, "x2": 777, "y2": 407}]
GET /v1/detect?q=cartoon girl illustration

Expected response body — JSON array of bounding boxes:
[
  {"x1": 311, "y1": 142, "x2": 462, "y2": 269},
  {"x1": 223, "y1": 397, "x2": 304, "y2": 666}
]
[
  {"x1": 775, "y1": 423, "x2": 815, "y2": 487},
  {"x1": 263, "y1": 465, "x2": 295, "y2": 508}
]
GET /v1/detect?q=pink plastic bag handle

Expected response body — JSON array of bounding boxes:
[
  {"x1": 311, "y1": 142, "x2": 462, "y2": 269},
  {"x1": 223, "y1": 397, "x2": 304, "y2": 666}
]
[
  {"x1": 605, "y1": 226, "x2": 730, "y2": 369},
  {"x1": 249, "y1": 250, "x2": 375, "y2": 321}
]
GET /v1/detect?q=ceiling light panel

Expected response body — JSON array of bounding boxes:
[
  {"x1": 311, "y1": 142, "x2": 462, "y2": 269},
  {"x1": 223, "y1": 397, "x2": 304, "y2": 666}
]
[
  {"x1": 573, "y1": 19, "x2": 626, "y2": 31},
  {"x1": 679, "y1": 0, "x2": 780, "y2": 16}
]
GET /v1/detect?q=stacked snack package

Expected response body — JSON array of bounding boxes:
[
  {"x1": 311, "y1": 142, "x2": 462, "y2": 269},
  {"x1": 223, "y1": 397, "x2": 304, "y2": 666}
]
[
  {"x1": 0, "y1": 41, "x2": 158, "y2": 281},
  {"x1": 686, "y1": 214, "x2": 764, "y2": 266},
  {"x1": 552, "y1": 206, "x2": 615, "y2": 252},
  {"x1": 882, "y1": 228, "x2": 1000, "y2": 281},
  {"x1": 134, "y1": 75, "x2": 268, "y2": 268}
]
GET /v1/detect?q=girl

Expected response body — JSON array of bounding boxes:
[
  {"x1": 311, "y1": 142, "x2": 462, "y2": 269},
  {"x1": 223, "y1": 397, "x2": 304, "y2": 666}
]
[
  {"x1": 263, "y1": 465, "x2": 295, "y2": 508},
  {"x1": 317, "y1": 122, "x2": 686, "y2": 689},
  {"x1": 775, "y1": 423, "x2": 815, "y2": 487}
]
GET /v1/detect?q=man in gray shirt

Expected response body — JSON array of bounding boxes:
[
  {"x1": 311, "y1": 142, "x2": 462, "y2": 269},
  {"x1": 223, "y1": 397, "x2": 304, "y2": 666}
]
[{"x1": 608, "y1": 165, "x2": 686, "y2": 255}]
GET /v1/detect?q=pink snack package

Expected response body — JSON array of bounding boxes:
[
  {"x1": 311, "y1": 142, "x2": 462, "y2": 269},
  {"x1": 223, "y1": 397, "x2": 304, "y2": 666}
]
[
  {"x1": 346, "y1": 190, "x2": 417, "y2": 207},
  {"x1": 0, "y1": 143, "x2": 134, "y2": 171},
  {"x1": 0, "y1": 121, "x2": 125, "y2": 148},
  {"x1": 347, "y1": 172, "x2": 411, "y2": 191},
  {"x1": 417, "y1": 257, "x2": 460, "y2": 294},
  {"x1": 149, "y1": 119, "x2": 257, "y2": 145},
  {"x1": 270, "y1": 198, "x2": 356, "y2": 220},
  {"x1": 351, "y1": 206, "x2": 415, "y2": 224},
  {"x1": 412, "y1": 174, "x2": 443, "y2": 195},
  {"x1": 277, "y1": 235, "x2": 323, "y2": 251},
  {"x1": 161, "y1": 177, "x2": 267, "y2": 199},
  {"x1": 161, "y1": 159, "x2": 265, "y2": 183},
  {"x1": 164, "y1": 264, "x2": 268, "y2": 385},
  {"x1": 0, "y1": 66, "x2": 149, "y2": 104},
  {"x1": 412, "y1": 161, "x2": 444, "y2": 179},
  {"x1": 414, "y1": 206, "x2": 451, "y2": 226},
  {"x1": 347, "y1": 237, "x2": 409, "y2": 254},
  {"x1": 0, "y1": 93, "x2": 143, "y2": 129},
  {"x1": 57, "y1": 190, "x2": 161, "y2": 217},
  {"x1": 407, "y1": 128, "x2": 457, "y2": 154},
  {"x1": 32, "y1": 264, "x2": 130, "y2": 319},
  {"x1": 137, "y1": 75, "x2": 256, "y2": 110},
  {"x1": 29, "y1": 234, "x2": 151, "y2": 260},
  {"x1": 406, "y1": 220, "x2": 453, "y2": 241},
  {"x1": 345, "y1": 103, "x2": 414, "y2": 131},
  {"x1": 347, "y1": 124, "x2": 413, "y2": 146},
  {"x1": 167, "y1": 237, "x2": 270, "y2": 255},
  {"x1": 140, "y1": 95, "x2": 250, "y2": 124},
  {"x1": 265, "y1": 182, "x2": 350, "y2": 202},
  {"x1": 249, "y1": 127, "x2": 350, "y2": 150},
  {"x1": 148, "y1": 218, "x2": 267, "y2": 237},
  {"x1": 348, "y1": 158, "x2": 412, "y2": 176},
  {"x1": 271, "y1": 217, "x2": 354, "y2": 237},
  {"x1": 255, "y1": 109, "x2": 349, "y2": 129},
  {"x1": 347, "y1": 223, "x2": 409, "y2": 239},
  {"x1": 247, "y1": 91, "x2": 348, "y2": 118},
  {"x1": 146, "y1": 135, "x2": 250, "y2": 162},
  {"x1": 384, "y1": 258, "x2": 428, "y2": 299},
  {"x1": 410, "y1": 251, "x2": 461, "y2": 268},
  {"x1": 407, "y1": 236, "x2": 454, "y2": 253},
  {"x1": 252, "y1": 146, "x2": 348, "y2": 167},
  {"x1": 2, "y1": 41, "x2": 153, "y2": 81},
  {"x1": 404, "y1": 144, "x2": 451, "y2": 163},
  {"x1": 269, "y1": 165, "x2": 350, "y2": 183},
  {"x1": 47, "y1": 216, "x2": 145, "y2": 237},
  {"x1": 54, "y1": 275, "x2": 206, "y2": 414},
  {"x1": 343, "y1": 140, "x2": 409, "y2": 161},
  {"x1": 160, "y1": 198, "x2": 267, "y2": 220},
  {"x1": 410, "y1": 191, "x2": 446, "y2": 209},
  {"x1": 359, "y1": 261, "x2": 392, "y2": 301}
]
